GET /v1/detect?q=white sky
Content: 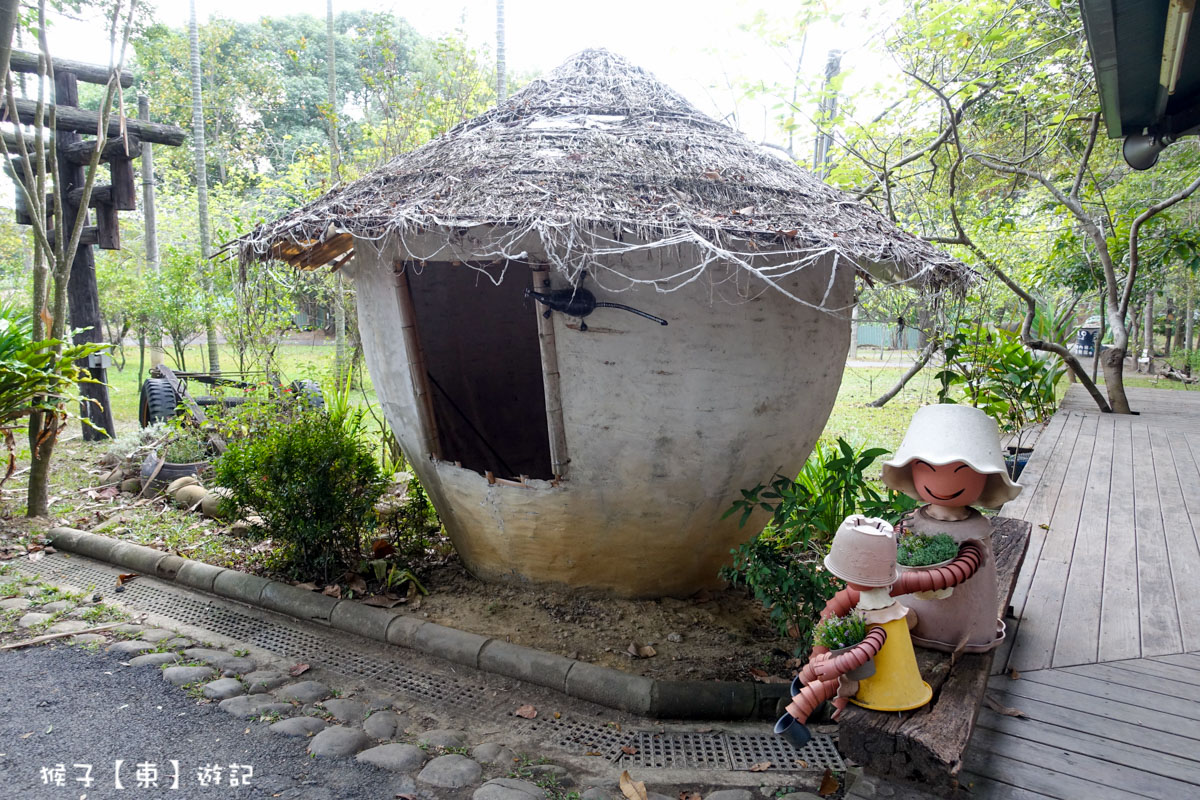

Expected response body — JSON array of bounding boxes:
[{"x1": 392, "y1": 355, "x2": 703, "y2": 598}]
[{"x1": 45, "y1": 0, "x2": 902, "y2": 149}]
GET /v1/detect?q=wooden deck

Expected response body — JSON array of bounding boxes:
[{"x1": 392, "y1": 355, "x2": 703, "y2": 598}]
[
  {"x1": 968, "y1": 385, "x2": 1200, "y2": 798},
  {"x1": 848, "y1": 385, "x2": 1200, "y2": 799}
]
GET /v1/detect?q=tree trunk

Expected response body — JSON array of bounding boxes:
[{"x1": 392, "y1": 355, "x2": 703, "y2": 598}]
[
  {"x1": 327, "y1": 0, "x2": 347, "y2": 387},
  {"x1": 189, "y1": 0, "x2": 219, "y2": 373},
  {"x1": 25, "y1": 412, "x2": 53, "y2": 517},
  {"x1": 847, "y1": 289, "x2": 858, "y2": 361},
  {"x1": 869, "y1": 337, "x2": 937, "y2": 407},
  {"x1": 1142, "y1": 290, "x2": 1155, "y2": 373},
  {"x1": 139, "y1": 95, "x2": 163, "y2": 369},
  {"x1": 813, "y1": 50, "x2": 843, "y2": 179},
  {"x1": 1092, "y1": 290, "x2": 1105, "y2": 383},
  {"x1": 495, "y1": 0, "x2": 507, "y2": 102},
  {"x1": 1165, "y1": 296, "x2": 1175, "y2": 357},
  {"x1": 1187, "y1": 282, "x2": 1195, "y2": 359}
]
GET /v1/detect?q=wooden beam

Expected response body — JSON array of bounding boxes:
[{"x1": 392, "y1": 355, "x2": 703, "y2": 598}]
[
  {"x1": 285, "y1": 232, "x2": 354, "y2": 269},
  {"x1": 66, "y1": 183, "x2": 112, "y2": 209},
  {"x1": 48, "y1": 226, "x2": 100, "y2": 248},
  {"x1": 95, "y1": 201, "x2": 119, "y2": 250},
  {"x1": 109, "y1": 156, "x2": 136, "y2": 210},
  {"x1": 9, "y1": 49, "x2": 134, "y2": 88},
  {"x1": 10, "y1": 99, "x2": 186, "y2": 146},
  {"x1": 59, "y1": 136, "x2": 142, "y2": 165}
]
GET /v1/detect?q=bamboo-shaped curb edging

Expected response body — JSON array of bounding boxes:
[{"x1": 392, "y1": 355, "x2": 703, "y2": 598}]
[{"x1": 45, "y1": 527, "x2": 786, "y2": 720}]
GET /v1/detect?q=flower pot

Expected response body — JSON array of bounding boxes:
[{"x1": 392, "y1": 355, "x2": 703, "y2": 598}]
[
  {"x1": 897, "y1": 557, "x2": 956, "y2": 600},
  {"x1": 1004, "y1": 446, "x2": 1033, "y2": 480},
  {"x1": 140, "y1": 451, "x2": 210, "y2": 493},
  {"x1": 829, "y1": 644, "x2": 876, "y2": 680}
]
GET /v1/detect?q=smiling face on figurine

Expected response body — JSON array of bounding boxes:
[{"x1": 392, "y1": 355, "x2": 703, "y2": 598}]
[{"x1": 911, "y1": 459, "x2": 987, "y2": 508}]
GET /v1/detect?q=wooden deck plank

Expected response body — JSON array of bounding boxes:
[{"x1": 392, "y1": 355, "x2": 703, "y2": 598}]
[
  {"x1": 1152, "y1": 652, "x2": 1200, "y2": 671},
  {"x1": 1053, "y1": 411, "x2": 1114, "y2": 667},
  {"x1": 962, "y1": 733, "x2": 1143, "y2": 800},
  {"x1": 976, "y1": 708, "x2": 1200, "y2": 781},
  {"x1": 1000, "y1": 411, "x2": 1069, "y2": 521},
  {"x1": 1089, "y1": 659, "x2": 1200, "y2": 697},
  {"x1": 955, "y1": 775, "x2": 1055, "y2": 800},
  {"x1": 1004, "y1": 413, "x2": 1083, "y2": 626},
  {"x1": 1099, "y1": 416, "x2": 1141, "y2": 662},
  {"x1": 1150, "y1": 426, "x2": 1200, "y2": 653},
  {"x1": 986, "y1": 674, "x2": 1200, "y2": 740},
  {"x1": 960, "y1": 753, "x2": 1117, "y2": 800},
  {"x1": 1014, "y1": 666, "x2": 1200, "y2": 720},
  {"x1": 1130, "y1": 421, "x2": 1184, "y2": 656},
  {"x1": 1008, "y1": 413, "x2": 1098, "y2": 672},
  {"x1": 1060, "y1": 661, "x2": 1200, "y2": 703},
  {"x1": 970, "y1": 722, "x2": 1200, "y2": 799}
]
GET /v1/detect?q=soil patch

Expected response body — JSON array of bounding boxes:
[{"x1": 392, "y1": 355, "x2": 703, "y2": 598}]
[{"x1": 400, "y1": 561, "x2": 797, "y2": 683}]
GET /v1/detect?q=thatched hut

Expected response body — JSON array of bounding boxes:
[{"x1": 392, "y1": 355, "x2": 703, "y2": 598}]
[{"x1": 240, "y1": 50, "x2": 969, "y2": 598}]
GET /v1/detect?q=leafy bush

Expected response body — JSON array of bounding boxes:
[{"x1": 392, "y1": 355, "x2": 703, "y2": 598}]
[
  {"x1": 214, "y1": 410, "x2": 388, "y2": 582},
  {"x1": 938, "y1": 323, "x2": 1065, "y2": 436},
  {"x1": 897, "y1": 532, "x2": 959, "y2": 567},
  {"x1": 721, "y1": 437, "x2": 916, "y2": 651},
  {"x1": 164, "y1": 428, "x2": 210, "y2": 463},
  {"x1": 813, "y1": 611, "x2": 867, "y2": 651}
]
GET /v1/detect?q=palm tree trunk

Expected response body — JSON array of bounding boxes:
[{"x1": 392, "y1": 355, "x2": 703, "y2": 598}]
[
  {"x1": 495, "y1": 0, "x2": 507, "y2": 102},
  {"x1": 327, "y1": 0, "x2": 347, "y2": 387},
  {"x1": 189, "y1": 0, "x2": 220, "y2": 372}
]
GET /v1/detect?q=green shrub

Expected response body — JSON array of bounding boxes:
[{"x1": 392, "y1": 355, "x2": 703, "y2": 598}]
[
  {"x1": 720, "y1": 437, "x2": 916, "y2": 651},
  {"x1": 813, "y1": 611, "x2": 867, "y2": 651},
  {"x1": 164, "y1": 429, "x2": 210, "y2": 463},
  {"x1": 897, "y1": 532, "x2": 958, "y2": 567},
  {"x1": 214, "y1": 410, "x2": 388, "y2": 582}
]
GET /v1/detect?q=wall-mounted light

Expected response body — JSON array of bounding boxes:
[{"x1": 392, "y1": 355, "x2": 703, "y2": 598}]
[{"x1": 1161, "y1": 0, "x2": 1196, "y2": 96}]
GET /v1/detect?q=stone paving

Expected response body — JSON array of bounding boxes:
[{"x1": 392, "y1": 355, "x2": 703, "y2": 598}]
[{"x1": 0, "y1": 569, "x2": 832, "y2": 799}]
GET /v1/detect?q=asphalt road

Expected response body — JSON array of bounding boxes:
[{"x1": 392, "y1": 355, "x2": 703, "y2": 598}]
[{"x1": 0, "y1": 645, "x2": 422, "y2": 800}]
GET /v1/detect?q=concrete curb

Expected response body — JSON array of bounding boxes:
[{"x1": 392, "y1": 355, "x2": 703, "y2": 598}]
[{"x1": 47, "y1": 527, "x2": 788, "y2": 720}]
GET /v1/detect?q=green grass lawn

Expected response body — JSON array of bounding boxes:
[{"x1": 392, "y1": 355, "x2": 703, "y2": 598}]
[{"x1": 822, "y1": 364, "x2": 941, "y2": 454}]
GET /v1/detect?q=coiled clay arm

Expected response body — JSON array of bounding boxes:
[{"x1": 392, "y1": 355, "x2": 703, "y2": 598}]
[
  {"x1": 809, "y1": 627, "x2": 886, "y2": 682},
  {"x1": 808, "y1": 587, "x2": 861, "y2": 657},
  {"x1": 891, "y1": 540, "x2": 985, "y2": 595}
]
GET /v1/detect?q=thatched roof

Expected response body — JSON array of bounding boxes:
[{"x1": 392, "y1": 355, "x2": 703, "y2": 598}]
[{"x1": 239, "y1": 49, "x2": 970, "y2": 296}]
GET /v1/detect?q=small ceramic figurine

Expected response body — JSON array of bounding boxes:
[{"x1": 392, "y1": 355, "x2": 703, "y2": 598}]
[
  {"x1": 881, "y1": 404, "x2": 1022, "y2": 654},
  {"x1": 775, "y1": 513, "x2": 989, "y2": 745}
]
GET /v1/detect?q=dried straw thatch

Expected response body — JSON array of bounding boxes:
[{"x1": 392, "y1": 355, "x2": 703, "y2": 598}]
[{"x1": 239, "y1": 49, "x2": 970, "y2": 302}]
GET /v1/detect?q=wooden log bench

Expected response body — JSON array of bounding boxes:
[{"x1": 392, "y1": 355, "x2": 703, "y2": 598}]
[{"x1": 836, "y1": 516, "x2": 1031, "y2": 796}]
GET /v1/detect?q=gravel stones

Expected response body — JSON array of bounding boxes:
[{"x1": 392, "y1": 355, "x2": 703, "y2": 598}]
[
  {"x1": 416, "y1": 754, "x2": 482, "y2": 788},
  {"x1": 362, "y1": 710, "x2": 407, "y2": 740},
  {"x1": 109, "y1": 640, "x2": 158, "y2": 654},
  {"x1": 320, "y1": 698, "x2": 366, "y2": 724},
  {"x1": 39, "y1": 600, "x2": 72, "y2": 613},
  {"x1": 18, "y1": 612, "x2": 52, "y2": 628},
  {"x1": 243, "y1": 670, "x2": 288, "y2": 693},
  {"x1": 162, "y1": 665, "x2": 216, "y2": 686},
  {"x1": 417, "y1": 728, "x2": 468, "y2": 748},
  {"x1": 270, "y1": 717, "x2": 327, "y2": 737},
  {"x1": 69, "y1": 633, "x2": 108, "y2": 645},
  {"x1": 524, "y1": 764, "x2": 574, "y2": 786},
  {"x1": 126, "y1": 652, "x2": 182, "y2": 667},
  {"x1": 218, "y1": 694, "x2": 292, "y2": 720},
  {"x1": 202, "y1": 678, "x2": 245, "y2": 701},
  {"x1": 307, "y1": 726, "x2": 371, "y2": 758},
  {"x1": 275, "y1": 680, "x2": 332, "y2": 704},
  {"x1": 0, "y1": 597, "x2": 31, "y2": 610},
  {"x1": 474, "y1": 778, "x2": 545, "y2": 800},
  {"x1": 580, "y1": 789, "x2": 610, "y2": 800},
  {"x1": 472, "y1": 742, "x2": 517, "y2": 766},
  {"x1": 182, "y1": 648, "x2": 255, "y2": 673},
  {"x1": 354, "y1": 743, "x2": 427, "y2": 771},
  {"x1": 46, "y1": 620, "x2": 90, "y2": 635},
  {"x1": 138, "y1": 629, "x2": 176, "y2": 642}
]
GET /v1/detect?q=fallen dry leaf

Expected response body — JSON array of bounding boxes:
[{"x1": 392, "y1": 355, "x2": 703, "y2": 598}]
[
  {"x1": 116, "y1": 573, "x2": 139, "y2": 585},
  {"x1": 818, "y1": 768, "x2": 839, "y2": 797},
  {"x1": 321, "y1": 584, "x2": 342, "y2": 599},
  {"x1": 295, "y1": 582, "x2": 318, "y2": 592},
  {"x1": 679, "y1": 792, "x2": 702, "y2": 800},
  {"x1": 288, "y1": 663, "x2": 310, "y2": 677},
  {"x1": 514, "y1": 704, "x2": 537, "y2": 719},
  {"x1": 619, "y1": 770, "x2": 649, "y2": 800},
  {"x1": 362, "y1": 594, "x2": 406, "y2": 608},
  {"x1": 20, "y1": 731, "x2": 33, "y2": 739},
  {"x1": 371, "y1": 539, "x2": 397, "y2": 559},
  {"x1": 344, "y1": 573, "x2": 367, "y2": 594},
  {"x1": 585, "y1": 751, "x2": 604, "y2": 756},
  {"x1": 553, "y1": 711, "x2": 561, "y2": 719},
  {"x1": 27, "y1": 550, "x2": 44, "y2": 563},
  {"x1": 251, "y1": 539, "x2": 274, "y2": 554},
  {"x1": 795, "y1": 759, "x2": 808, "y2": 768},
  {"x1": 395, "y1": 794, "x2": 417, "y2": 800},
  {"x1": 748, "y1": 761, "x2": 770, "y2": 772},
  {"x1": 626, "y1": 642, "x2": 657, "y2": 659},
  {"x1": 621, "y1": 745, "x2": 639, "y2": 755},
  {"x1": 1009, "y1": 668, "x2": 1021, "y2": 680},
  {"x1": 983, "y1": 693, "x2": 1027, "y2": 718},
  {"x1": 748, "y1": 668, "x2": 790, "y2": 684}
]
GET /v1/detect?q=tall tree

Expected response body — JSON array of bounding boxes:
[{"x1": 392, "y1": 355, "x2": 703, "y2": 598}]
[
  {"x1": 495, "y1": 0, "x2": 506, "y2": 102},
  {"x1": 327, "y1": 0, "x2": 347, "y2": 386},
  {"x1": 188, "y1": 0, "x2": 219, "y2": 372}
]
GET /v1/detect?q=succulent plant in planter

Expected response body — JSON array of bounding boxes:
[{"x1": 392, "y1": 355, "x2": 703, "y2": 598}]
[
  {"x1": 897, "y1": 532, "x2": 959, "y2": 568},
  {"x1": 813, "y1": 611, "x2": 867, "y2": 651}
]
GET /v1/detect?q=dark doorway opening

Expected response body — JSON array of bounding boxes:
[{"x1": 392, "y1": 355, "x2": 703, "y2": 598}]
[{"x1": 405, "y1": 262, "x2": 552, "y2": 480}]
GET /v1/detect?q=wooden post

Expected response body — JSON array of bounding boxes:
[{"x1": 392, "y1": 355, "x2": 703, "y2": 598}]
[
  {"x1": 54, "y1": 70, "x2": 115, "y2": 440},
  {"x1": 393, "y1": 263, "x2": 440, "y2": 461},
  {"x1": 533, "y1": 269, "x2": 570, "y2": 479}
]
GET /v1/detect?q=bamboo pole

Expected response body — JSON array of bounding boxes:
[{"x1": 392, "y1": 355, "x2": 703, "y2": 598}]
[
  {"x1": 393, "y1": 263, "x2": 440, "y2": 460},
  {"x1": 533, "y1": 269, "x2": 570, "y2": 479}
]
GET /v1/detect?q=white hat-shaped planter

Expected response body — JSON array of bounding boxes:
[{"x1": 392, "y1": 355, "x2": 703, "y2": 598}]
[
  {"x1": 824, "y1": 516, "x2": 898, "y2": 588},
  {"x1": 882, "y1": 405, "x2": 1021, "y2": 509}
]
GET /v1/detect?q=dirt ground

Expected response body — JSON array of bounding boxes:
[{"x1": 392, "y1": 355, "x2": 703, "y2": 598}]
[{"x1": 406, "y1": 560, "x2": 798, "y2": 683}]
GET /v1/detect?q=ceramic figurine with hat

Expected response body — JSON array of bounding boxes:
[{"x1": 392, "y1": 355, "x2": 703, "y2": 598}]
[
  {"x1": 881, "y1": 404, "x2": 1023, "y2": 654},
  {"x1": 775, "y1": 515, "x2": 935, "y2": 746}
]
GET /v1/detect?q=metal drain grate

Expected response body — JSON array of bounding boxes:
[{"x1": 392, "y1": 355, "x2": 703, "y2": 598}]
[
  {"x1": 726, "y1": 732, "x2": 843, "y2": 771},
  {"x1": 13, "y1": 554, "x2": 844, "y2": 773},
  {"x1": 11, "y1": 555, "x2": 487, "y2": 709},
  {"x1": 620, "y1": 731, "x2": 731, "y2": 769}
]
